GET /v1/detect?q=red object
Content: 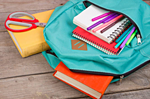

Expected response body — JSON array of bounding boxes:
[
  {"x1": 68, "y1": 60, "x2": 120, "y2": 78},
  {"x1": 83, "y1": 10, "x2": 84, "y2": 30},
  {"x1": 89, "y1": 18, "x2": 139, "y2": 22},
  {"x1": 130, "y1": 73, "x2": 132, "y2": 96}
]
[
  {"x1": 4, "y1": 11, "x2": 39, "y2": 32},
  {"x1": 73, "y1": 26, "x2": 120, "y2": 54},
  {"x1": 53, "y1": 62, "x2": 113, "y2": 99}
]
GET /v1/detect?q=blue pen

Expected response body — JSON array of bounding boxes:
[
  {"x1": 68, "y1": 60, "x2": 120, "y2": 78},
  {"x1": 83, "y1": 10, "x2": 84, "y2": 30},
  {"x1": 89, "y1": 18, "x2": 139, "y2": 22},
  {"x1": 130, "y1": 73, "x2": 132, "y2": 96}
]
[
  {"x1": 115, "y1": 25, "x2": 134, "y2": 43},
  {"x1": 115, "y1": 27, "x2": 134, "y2": 48}
]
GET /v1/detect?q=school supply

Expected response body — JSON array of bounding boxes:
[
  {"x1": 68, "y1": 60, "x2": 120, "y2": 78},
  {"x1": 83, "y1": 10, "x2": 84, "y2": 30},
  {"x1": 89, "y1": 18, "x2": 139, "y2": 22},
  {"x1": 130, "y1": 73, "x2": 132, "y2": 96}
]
[
  {"x1": 126, "y1": 30, "x2": 137, "y2": 46},
  {"x1": 73, "y1": 5, "x2": 129, "y2": 43},
  {"x1": 92, "y1": 14, "x2": 123, "y2": 33},
  {"x1": 120, "y1": 27, "x2": 135, "y2": 48},
  {"x1": 6, "y1": 10, "x2": 54, "y2": 57},
  {"x1": 42, "y1": 0, "x2": 150, "y2": 98},
  {"x1": 115, "y1": 26, "x2": 135, "y2": 48},
  {"x1": 100, "y1": 17, "x2": 126, "y2": 33},
  {"x1": 72, "y1": 26, "x2": 121, "y2": 55},
  {"x1": 92, "y1": 12, "x2": 113, "y2": 21},
  {"x1": 5, "y1": 12, "x2": 46, "y2": 32},
  {"x1": 87, "y1": 13, "x2": 118, "y2": 31},
  {"x1": 53, "y1": 62, "x2": 113, "y2": 99},
  {"x1": 116, "y1": 25, "x2": 134, "y2": 43}
]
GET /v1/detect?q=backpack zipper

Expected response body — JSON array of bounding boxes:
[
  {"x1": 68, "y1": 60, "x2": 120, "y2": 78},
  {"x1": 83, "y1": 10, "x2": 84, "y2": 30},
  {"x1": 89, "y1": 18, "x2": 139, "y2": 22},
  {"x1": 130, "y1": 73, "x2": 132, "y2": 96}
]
[
  {"x1": 117, "y1": 75, "x2": 124, "y2": 85},
  {"x1": 70, "y1": 59, "x2": 150, "y2": 79},
  {"x1": 136, "y1": 34, "x2": 142, "y2": 44}
]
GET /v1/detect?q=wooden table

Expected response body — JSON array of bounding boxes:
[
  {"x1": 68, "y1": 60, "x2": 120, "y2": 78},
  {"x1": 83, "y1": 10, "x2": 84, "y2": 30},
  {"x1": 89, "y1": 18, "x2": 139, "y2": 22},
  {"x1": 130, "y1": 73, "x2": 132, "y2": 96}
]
[{"x1": 1, "y1": 0, "x2": 150, "y2": 99}]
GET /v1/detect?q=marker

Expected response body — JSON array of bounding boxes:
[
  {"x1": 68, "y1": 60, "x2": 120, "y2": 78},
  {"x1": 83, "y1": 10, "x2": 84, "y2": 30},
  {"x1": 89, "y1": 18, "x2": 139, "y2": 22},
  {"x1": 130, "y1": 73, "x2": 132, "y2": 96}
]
[
  {"x1": 115, "y1": 26, "x2": 134, "y2": 48},
  {"x1": 92, "y1": 12, "x2": 113, "y2": 21},
  {"x1": 125, "y1": 30, "x2": 137, "y2": 46},
  {"x1": 92, "y1": 14, "x2": 123, "y2": 33},
  {"x1": 120, "y1": 27, "x2": 136, "y2": 49},
  {"x1": 87, "y1": 13, "x2": 117, "y2": 31},
  {"x1": 115, "y1": 25, "x2": 134, "y2": 43},
  {"x1": 100, "y1": 17, "x2": 125, "y2": 33}
]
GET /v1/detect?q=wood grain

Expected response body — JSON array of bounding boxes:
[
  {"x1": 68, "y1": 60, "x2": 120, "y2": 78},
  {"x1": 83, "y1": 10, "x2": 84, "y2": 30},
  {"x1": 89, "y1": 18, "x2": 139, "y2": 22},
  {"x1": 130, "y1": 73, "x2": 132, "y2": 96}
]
[
  {"x1": 0, "y1": 73, "x2": 86, "y2": 99},
  {"x1": 0, "y1": 31, "x2": 53, "y2": 79},
  {"x1": 106, "y1": 64, "x2": 150, "y2": 94},
  {"x1": 0, "y1": 0, "x2": 150, "y2": 99},
  {"x1": 103, "y1": 89, "x2": 150, "y2": 99},
  {"x1": 0, "y1": 0, "x2": 68, "y2": 13},
  {"x1": 0, "y1": 70, "x2": 150, "y2": 99}
]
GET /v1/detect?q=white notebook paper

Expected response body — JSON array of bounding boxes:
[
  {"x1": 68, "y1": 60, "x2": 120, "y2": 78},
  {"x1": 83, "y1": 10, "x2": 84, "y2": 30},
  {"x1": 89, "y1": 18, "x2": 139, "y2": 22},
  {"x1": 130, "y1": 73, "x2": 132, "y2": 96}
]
[{"x1": 73, "y1": 5, "x2": 128, "y2": 44}]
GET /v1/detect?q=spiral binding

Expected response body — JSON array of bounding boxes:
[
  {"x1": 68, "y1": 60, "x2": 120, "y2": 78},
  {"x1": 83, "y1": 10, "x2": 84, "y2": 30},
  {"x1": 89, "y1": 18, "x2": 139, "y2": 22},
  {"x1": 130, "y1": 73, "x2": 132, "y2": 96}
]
[
  {"x1": 72, "y1": 33, "x2": 115, "y2": 55},
  {"x1": 107, "y1": 19, "x2": 130, "y2": 40}
]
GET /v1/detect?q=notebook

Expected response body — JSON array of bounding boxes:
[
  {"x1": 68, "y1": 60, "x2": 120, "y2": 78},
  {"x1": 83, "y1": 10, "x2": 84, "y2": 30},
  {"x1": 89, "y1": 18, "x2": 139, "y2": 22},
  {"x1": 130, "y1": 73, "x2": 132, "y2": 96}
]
[
  {"x1": 53, "y1": 62, "x2": 113, "y2": 99},
  {"x1": 73, "y1": 5, "x2": 128, "y2": 44},
  {"x1": 7, "y1": 10, "x2": 54, "y2": 57},
  {"x1": 72, "y1": 26, "x2": 123, "y2": 55}
]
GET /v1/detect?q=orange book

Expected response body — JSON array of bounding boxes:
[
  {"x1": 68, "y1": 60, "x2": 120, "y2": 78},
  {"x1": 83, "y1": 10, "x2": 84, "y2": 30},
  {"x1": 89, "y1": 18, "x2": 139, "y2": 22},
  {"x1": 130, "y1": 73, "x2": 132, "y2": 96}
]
[{"x1": 53, "y1": 62, "x2": 113, "y2": 99}]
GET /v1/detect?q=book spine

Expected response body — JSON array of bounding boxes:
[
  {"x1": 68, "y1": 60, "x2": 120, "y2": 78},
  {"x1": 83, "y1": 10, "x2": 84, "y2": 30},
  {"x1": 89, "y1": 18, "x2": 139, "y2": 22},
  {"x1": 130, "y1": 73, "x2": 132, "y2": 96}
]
[
  {"x1": 107, "y1": 19, "x2": 130, "y2": 41},
  {"x1": 7, "y1": 30, "x2": 51, "y2": 57},
  {"x1": 53, "y1": 71, "x2": 98, "y2": 99},
  {"x1": 72, "y1": 34, "x2": 115, "y2": 55}
]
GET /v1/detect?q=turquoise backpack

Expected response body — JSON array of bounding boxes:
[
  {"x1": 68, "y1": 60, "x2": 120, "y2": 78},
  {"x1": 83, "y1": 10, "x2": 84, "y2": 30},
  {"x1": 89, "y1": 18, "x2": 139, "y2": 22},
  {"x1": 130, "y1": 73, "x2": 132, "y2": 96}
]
[{"x1": 42, "y1": 0, "x2": 150, "y2": 83}]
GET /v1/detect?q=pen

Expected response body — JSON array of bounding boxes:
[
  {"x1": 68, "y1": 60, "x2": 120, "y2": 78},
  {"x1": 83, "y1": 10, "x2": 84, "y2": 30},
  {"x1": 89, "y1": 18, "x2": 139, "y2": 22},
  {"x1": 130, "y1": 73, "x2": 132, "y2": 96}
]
[
  {"x1": 87, "y1": 13, "x2": 117, "y2": 31},
  {"x1": 92, "y1": 12, "x2": 113, "y2": 21},
  {"x1": 115, "y1": 26, "x2": 134, "y2": 48},
  {"x1": 115, "y1": 25, "x2": 134, "y2": 43},
  {"x1": 92, "y1": 14, "x2": 123, "y2": 33},
  {"x1": 100, "y1": 17, "x2": 125, "y2": 33},
  {"x1": 120, "y1": 27, "x2": 135, "y2": 49},
  {"x1": 125, "y1": 30, "x2": 137, "y2": 46}
]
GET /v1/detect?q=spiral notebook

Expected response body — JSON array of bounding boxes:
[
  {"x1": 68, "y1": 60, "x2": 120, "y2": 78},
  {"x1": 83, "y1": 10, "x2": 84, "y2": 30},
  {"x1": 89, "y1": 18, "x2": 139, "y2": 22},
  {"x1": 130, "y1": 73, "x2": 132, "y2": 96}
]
[
  {"x1": 73, "y1": 5, "x2": 129, "y2": 44},
  {"x1": 72, "y1": 26, "x2": 122, "y2": 55}
]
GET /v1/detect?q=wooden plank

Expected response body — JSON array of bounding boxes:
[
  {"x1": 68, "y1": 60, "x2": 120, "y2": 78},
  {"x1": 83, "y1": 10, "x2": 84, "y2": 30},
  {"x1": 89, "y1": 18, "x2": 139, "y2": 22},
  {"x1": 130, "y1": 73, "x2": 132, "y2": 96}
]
[
  {"x1": 0, "y1": 31, "x2": 53, "y2": 79},
  {"x1": 0, "y1": 0, "x2": 68, "y2": 13},
  {"x1": 0, "y1": 72, "x2": 150, "y2": 99},
  {"x1": 144, "y1": 1, "x2": 150, "y2": 5},
  {"x1": 103, "y1": 89, "x2": 150, "y2": 99},
  {"x1": 106, "y1": 64, "x2": 150, "y2": 94},
  {"x1": 0, "y1": 73, "x2": 86, "y2": 99}
]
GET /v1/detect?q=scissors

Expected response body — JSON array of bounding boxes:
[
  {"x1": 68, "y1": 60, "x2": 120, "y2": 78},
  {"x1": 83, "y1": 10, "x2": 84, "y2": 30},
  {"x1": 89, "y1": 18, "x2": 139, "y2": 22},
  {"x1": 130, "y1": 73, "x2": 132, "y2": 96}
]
[{"x1": 5, "y1": 12, "x2": 46, "y2": 32}]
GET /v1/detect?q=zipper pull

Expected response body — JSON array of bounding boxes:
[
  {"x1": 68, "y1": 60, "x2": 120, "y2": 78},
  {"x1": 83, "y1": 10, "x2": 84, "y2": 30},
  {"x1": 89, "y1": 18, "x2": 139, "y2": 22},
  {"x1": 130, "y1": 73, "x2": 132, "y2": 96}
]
[
  {"x1": 117, "y1": 75, "x2": 124, "y2": 85},
  {"x1": 136, "y1": 34, "x2": 141, "y2": 44}
]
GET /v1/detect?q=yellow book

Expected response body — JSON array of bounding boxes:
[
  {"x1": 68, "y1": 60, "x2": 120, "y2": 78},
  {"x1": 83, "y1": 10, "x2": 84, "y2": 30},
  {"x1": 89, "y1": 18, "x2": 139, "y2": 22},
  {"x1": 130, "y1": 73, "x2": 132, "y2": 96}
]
[{"x1": 7, "y1": 9, "x2": 54, "y2": 57}]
